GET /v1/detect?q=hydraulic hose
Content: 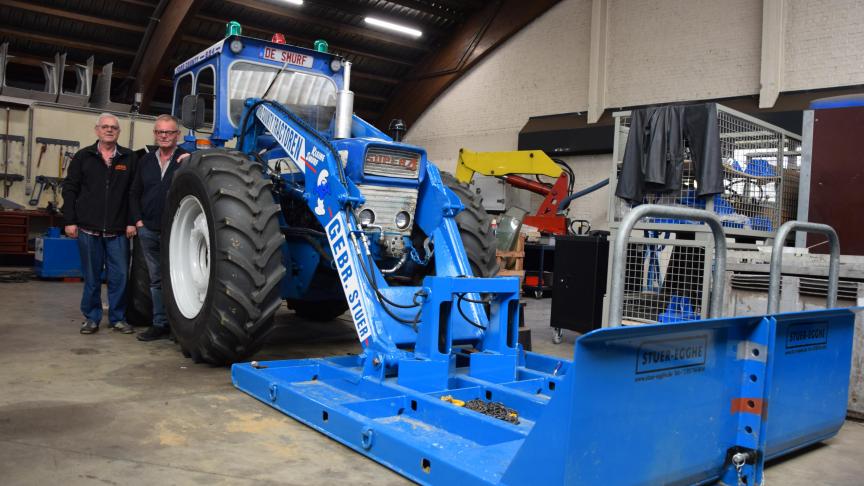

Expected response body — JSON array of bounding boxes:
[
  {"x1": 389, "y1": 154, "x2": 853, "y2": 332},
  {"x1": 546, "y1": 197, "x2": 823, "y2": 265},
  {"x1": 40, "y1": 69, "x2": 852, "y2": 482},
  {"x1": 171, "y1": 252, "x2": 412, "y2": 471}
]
[{"x1": 557, "y1": 178, "x2": 609, "y2": 213}]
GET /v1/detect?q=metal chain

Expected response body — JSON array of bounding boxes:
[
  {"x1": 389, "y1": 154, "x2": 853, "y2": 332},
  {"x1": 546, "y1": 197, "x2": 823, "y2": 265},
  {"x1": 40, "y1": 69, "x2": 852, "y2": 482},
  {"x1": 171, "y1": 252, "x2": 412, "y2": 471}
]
[
  {"x1": 732, "y1": 452, "x2": 748, "y2": 486},
  {"x1": 464, "y1": 399, "x2": 520, "y2": 425}
]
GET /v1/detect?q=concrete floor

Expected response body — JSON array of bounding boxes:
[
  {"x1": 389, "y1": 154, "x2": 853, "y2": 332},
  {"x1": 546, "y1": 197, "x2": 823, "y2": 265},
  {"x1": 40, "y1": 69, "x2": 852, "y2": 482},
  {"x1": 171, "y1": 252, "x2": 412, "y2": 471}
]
[{"x1": 0, "y1": 278, "x2": 862, "y2": 485}]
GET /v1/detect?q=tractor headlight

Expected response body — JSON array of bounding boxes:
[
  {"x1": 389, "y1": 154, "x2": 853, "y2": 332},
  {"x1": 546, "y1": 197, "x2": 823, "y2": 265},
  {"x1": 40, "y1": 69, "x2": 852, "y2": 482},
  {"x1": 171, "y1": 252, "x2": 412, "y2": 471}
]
[
  {"x1": 229, "y1": 39, "x2": 244, "y2": 54},
  {"x1": 330, "y1": 58, "x2": 343, "y2": 72},
  {"x1": 359, "y1": 209, "x2": 375, "y2": 226},
  {"x1": 394, "y1": 211, "x2": 411, "y2": 230}
]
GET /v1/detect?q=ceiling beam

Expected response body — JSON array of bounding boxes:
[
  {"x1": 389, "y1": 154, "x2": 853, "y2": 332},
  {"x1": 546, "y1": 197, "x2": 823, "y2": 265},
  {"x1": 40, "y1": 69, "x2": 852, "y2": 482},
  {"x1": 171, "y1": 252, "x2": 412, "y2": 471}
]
[
  {"x1": 435, "y1": 0, "x2": 484, "y2": 9},
  {"x1": 355, "y1": 92, "x2": 389, "y2": 104},
  {"x1": 116, "y1": 0, "x2": 158, "y2": 7},
  {"x1": 0, "y1": 0, "x2": 146, "y2": 33},
  {"x1": 0, "y1": 27, "x2": 137, "y2": 57},
  {"x1": 192, "y1": 15, "x2": 416, "y2": 67},
  {"x1": 352, "y1": 70, "x2": 400, "y2": 85},
  {"x1": 138, "y1": 0, "x2": 204, "y2": 111},
  {"x1": 222, "y1": 0, "x2": 429, "y2": 52},
  {"x1": 384, "y1": 1, "x2": 463, "y2": 23},
  {"x1": 377, "y1": 0, "x2": 562, "y2": 130}
]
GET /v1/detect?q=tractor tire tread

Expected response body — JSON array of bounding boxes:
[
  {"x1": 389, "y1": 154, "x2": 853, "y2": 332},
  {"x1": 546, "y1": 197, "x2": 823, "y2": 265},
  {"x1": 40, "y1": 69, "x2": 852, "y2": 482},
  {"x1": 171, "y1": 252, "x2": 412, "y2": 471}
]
[
  {"x1": 440, "y1": 172, "x2": 499, "y2": 278},
  {"x1": 163, "y1": 149, "x2": 284, "y2": 365}
]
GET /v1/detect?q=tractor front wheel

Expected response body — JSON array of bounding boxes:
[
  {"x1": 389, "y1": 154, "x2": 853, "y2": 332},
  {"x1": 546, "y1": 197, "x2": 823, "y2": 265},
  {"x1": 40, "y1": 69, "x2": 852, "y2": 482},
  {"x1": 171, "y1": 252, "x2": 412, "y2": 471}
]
[{"x1": 162, "y1": 149, "x2": 285, "y2": 365}]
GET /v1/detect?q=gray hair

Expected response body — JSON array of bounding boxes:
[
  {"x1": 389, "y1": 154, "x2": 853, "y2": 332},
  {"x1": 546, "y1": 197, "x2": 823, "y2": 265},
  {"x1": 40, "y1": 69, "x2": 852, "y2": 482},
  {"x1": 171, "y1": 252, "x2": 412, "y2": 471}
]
[
  {"x1": 95, "y1": 112, "x2": 119, "y2": 127},
  {"x1": 154, "y1": 114, "x2": 180, "y2": 127}
]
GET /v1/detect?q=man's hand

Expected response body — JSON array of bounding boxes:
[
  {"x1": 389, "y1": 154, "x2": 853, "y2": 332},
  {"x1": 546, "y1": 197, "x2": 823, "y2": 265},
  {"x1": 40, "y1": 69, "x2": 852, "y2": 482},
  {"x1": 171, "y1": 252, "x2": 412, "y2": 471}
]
[
  {"x1": 178, "y1": 153, "x2": 190, "y2": 162},
  {"x1": 126, "y1": 225, "x2": 137, "y2": 239},
  {"x1": 64, "y1": 225, "x2": 78, "y2": 238}
]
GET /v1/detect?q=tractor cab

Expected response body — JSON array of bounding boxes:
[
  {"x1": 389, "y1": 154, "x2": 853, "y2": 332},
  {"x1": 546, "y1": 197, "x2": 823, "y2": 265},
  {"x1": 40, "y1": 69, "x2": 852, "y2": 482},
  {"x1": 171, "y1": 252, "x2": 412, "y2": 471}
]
[{"x1": 171, "y1": 33, "x2": 345, "y2": 146}]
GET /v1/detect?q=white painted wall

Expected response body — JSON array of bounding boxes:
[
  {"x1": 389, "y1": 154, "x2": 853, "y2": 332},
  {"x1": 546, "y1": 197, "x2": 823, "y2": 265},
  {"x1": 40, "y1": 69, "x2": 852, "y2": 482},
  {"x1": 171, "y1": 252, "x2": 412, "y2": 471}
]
[{"x1": 406, "y1": 0, "x2": 864, "y2": 227}]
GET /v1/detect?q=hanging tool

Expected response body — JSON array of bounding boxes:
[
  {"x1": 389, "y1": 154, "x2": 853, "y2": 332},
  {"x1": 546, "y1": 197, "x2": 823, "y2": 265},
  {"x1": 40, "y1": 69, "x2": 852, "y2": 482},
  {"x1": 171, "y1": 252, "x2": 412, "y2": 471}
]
[
  {"x1": 28, "y1": 175, "x2": 62, "y2": 211},
  {"x1": 35, "y1": 143, "x2": 47, "y2": 169},
  {"x1": 35, "y1": 138, "x2": 78, "y2": 171},
  {"x1": 34, "y1": 138, "x2": 78, "y2": 205},
  {"x1": 2, "y1": 107, "x2": 10, "y2": 198},
  {"x1": 29, "y1": 139, "x2": 78, "y2": 209},
  {"x1": 61, "y1": 151, "x2": 74, "y2": 175},
  {"x1": 57, "y1": 148, "x2": 62, "y2": 179},
  {"x1": 51, "y1": 148, "x2": 75, "y2": 208}
]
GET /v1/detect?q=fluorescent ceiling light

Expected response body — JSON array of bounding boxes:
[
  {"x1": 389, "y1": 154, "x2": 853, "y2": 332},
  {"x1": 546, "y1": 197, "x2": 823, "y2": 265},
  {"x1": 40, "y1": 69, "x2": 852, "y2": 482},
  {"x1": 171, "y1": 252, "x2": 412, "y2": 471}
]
[
  {"x1": 364, "y1": 17, "x2": 423, "y2": 38},
  {"x1": 282, "y1": 0, "x2": 303, "y2": 5}
]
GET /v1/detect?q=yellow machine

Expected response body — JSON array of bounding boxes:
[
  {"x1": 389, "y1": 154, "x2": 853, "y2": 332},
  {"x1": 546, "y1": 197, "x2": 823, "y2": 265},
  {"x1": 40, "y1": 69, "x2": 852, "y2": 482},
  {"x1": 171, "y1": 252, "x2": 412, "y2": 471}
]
[
  {"x1": 455, "y1": 148, "x2": 563, "y2": 183},
  {"x1": 455, "y1": 148, "x2": 571, "y2": 234}
]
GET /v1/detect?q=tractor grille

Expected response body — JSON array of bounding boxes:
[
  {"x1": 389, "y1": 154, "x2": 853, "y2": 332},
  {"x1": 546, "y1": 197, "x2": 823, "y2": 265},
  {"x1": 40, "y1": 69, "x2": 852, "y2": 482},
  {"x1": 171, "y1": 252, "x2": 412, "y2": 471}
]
[
  {"x1": 356, "y1": 184, "x2": 418, "y2": 233},
  {"x1": 363, "y1": 148, "x2": 421, "y2": 179}
]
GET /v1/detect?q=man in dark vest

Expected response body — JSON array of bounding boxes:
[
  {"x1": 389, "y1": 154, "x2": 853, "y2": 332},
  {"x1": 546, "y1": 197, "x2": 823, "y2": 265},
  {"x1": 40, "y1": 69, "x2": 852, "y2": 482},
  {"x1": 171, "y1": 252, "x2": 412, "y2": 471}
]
[{"x1": 129, "y1": 114, "x2": 189, "y2": 342}]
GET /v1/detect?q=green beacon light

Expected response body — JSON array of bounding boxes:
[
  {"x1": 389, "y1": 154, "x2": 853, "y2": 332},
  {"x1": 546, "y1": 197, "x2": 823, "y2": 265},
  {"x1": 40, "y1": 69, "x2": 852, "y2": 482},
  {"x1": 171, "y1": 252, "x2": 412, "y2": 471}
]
[
  {"x1": 314, "y1": 39, "x2": 329, "y2": 53},
  {"x1": 226, "y1": 21, "x2": 242, "y2": 37}
]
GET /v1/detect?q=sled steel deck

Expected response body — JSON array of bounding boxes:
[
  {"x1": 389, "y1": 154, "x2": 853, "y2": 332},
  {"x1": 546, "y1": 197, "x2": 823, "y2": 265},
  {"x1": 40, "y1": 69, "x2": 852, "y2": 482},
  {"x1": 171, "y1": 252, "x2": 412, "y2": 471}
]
[{"x1": 233, "y1": 308, "x2": 854, "y2": 485}]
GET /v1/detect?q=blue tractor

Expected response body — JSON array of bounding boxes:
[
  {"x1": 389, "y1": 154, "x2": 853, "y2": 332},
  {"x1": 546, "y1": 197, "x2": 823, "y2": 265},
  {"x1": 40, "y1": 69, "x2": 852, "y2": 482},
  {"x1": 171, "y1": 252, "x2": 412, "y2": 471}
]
[
  {"x1": 164, "y1": 32, "x2": 498, "y2": 364},
  {"x1": 163, "y1": 29, "x2": 856, "y2": 485}
]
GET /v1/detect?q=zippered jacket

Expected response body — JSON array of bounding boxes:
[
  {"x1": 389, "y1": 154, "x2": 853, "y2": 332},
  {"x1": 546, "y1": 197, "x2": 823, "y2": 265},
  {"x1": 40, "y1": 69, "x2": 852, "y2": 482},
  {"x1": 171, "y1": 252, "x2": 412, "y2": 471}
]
[
  {"x1": 62, "y1": 141, "x2": 137, "y2": 233},
  {"x1": 129, "y1": 147, "x2": 188, "y2": 231}
]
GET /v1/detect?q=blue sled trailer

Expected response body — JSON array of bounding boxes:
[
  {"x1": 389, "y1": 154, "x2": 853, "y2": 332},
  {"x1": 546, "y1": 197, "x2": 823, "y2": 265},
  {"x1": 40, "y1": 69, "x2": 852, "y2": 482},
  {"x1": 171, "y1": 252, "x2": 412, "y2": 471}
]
[
  {"x1": 232, "y1": 307, "x2": 855, "y2": 485},
  {"x1": 233, "y1": 210, "x2": 855, "y2": 485}
]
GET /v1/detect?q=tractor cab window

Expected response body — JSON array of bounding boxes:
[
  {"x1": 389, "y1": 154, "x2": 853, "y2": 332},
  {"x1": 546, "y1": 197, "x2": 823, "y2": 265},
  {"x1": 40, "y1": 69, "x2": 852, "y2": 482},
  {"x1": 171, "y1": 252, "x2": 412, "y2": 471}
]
[
  {"x1": 173, "y1": 73, "x2": 193, "y2": 117},
  {"x1": 228, "y1": 61, "x2": 337, "y2": 132},
  {"x1": 195, "y1": 66, "x2": 216, "y2": 129}
]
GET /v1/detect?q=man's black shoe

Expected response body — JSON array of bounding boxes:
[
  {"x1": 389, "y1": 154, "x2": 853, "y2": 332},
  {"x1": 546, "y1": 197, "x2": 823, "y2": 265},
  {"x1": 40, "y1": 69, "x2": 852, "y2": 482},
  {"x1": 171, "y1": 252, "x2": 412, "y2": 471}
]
[
  {"x1": 137, "y1": 326, "x2": 170, "y2": 342},
  {"x1": 80, "y1": 320, "x2": 99, "y2": 334}
]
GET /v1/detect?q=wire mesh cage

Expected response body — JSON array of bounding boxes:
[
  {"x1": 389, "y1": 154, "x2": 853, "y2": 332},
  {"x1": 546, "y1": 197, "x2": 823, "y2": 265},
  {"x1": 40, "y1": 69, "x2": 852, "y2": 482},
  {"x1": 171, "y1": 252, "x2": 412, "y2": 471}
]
[
  {"x1": 610, "y1": 104, "x2": 802, "y2": 238},
  {"x1": 619, "y1": 235, "x2": 713, "y2": 323}
]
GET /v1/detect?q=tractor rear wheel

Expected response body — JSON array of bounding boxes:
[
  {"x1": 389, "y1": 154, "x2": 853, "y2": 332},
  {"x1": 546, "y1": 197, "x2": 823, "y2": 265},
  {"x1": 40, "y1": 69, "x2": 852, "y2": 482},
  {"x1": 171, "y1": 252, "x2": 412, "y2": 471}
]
[
  {"x1": 441, "y1": 172, "x2": 499, "y2": 277},
  {"x1": 162, "y1": 149, "x2": 285, "y2": 365},
  {"x1": 125, "y1": 236, "x2": 153, "y2": 326}
]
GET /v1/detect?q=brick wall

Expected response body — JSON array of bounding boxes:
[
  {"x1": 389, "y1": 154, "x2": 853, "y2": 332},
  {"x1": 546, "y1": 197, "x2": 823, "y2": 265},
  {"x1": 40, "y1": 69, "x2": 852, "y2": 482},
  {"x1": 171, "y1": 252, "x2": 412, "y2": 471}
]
[
  {"x1": 783, "y1": 0, "x2": 864, "y2": 91},
  {"x1": 605, "y1": 0, "x2": 762, "y2": 107}
]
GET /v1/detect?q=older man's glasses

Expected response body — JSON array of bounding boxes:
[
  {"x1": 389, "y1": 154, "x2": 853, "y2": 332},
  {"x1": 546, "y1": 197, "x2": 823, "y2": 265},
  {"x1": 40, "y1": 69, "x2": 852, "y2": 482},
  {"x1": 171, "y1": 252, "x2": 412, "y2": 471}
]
[
  {"x1": 98, "y1": 124, "x2": 120, "y2": 131},
  {"x1": 154, "y1": 130, "x2": 179, "y2": 136}
]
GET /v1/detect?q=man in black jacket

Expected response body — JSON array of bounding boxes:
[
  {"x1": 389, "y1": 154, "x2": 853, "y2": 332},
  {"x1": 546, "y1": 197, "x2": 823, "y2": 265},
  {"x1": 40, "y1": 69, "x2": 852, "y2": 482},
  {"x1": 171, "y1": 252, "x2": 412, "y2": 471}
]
[
  {"x1": 129, "y1": 114, "x2": 189, "y2": 341},
  {"x1": 62, "y1": 113, "x2": 137, "y2": 334}
]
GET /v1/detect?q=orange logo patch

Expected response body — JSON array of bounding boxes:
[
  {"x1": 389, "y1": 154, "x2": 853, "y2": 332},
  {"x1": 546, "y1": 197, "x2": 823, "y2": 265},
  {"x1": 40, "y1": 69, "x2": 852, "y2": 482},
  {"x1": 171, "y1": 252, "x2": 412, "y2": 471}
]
[{"x1": 115, "y1": 164, "x2": 127, "y2": 171}]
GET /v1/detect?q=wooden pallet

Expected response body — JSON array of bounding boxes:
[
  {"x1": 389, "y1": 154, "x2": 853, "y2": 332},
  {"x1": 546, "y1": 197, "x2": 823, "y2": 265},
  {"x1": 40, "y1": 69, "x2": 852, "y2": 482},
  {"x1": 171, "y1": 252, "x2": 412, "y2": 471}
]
[{"x1": 496, "y1": 234, "x2": 525, "y2": 287}]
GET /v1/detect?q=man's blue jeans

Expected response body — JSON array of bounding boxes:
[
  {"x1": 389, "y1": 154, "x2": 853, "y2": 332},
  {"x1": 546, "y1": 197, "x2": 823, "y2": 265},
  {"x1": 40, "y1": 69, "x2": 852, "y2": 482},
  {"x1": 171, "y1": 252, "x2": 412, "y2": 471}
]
[
  {"x1": 137, "y1": 226, "x2": 168, "y2": 328},
  {"x1": 77, "y1": 231, "x2": 129, "y2": 324}
]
